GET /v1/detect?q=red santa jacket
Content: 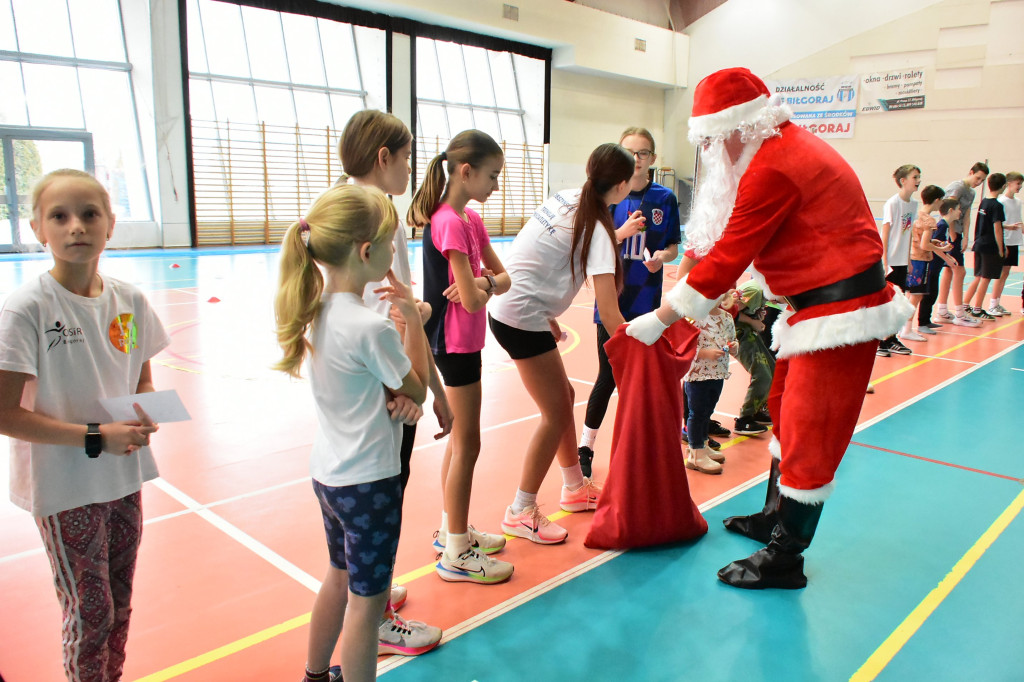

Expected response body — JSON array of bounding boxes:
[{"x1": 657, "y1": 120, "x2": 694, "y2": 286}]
[{"x1": 668, "y1": 122, "x2": 912, "y2": 357}]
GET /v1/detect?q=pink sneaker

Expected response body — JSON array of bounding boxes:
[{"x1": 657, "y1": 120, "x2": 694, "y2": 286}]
[
  {"x1": 560, "y1": 477, "x2": 601, "y2": 512},
  {"x1": 501, "y1": 505, "x2": 568, "y2": 544}
]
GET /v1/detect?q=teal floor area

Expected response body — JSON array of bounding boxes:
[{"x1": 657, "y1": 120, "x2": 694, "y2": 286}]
[{"x1": 382, "y1": 346, "x2": 1024, "y2": 682}]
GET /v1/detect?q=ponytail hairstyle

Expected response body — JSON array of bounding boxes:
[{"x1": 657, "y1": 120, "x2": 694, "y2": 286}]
[
  {"x1": 406, "y1": 129, "x2": 503, "y2": 228},
  {"x1": 335, "y1": 110, "x2": 412, "y2": 186},
  {"x1": 273, "y1": 184, "x2": 398, "y2": 378},
  {"x1": 568, "y1": 143, "x2": 635, "y2": 289}
]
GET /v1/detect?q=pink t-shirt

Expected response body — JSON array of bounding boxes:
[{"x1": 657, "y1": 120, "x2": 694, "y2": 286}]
[{"x1": 430, "y1": 204, "x2": 491, "y2": 353}]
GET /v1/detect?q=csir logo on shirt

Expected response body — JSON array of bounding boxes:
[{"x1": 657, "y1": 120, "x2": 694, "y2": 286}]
[{"x1": 44, "y1": 321, "x2": 85, "y2": 352}]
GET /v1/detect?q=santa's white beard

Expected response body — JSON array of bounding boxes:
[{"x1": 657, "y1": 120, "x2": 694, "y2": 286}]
[{"x1": 685, "y1": 137, "x2": 764, "y2": 257}]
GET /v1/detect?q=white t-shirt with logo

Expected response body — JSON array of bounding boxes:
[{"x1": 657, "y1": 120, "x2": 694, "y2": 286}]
[
  {"x1": 308, "y1": 292, "x2": 411, "y2": 487},
  {"x1": 882, "y1": 194, "x2": 918, "y2": 267},
  {"x1": 490, "y1": 188, "x2": 618, "y2": 332},
  {"x1": 0, "y1": 273, "x2": 170, "y2": 517},
  {"x1": 997, "y1": 195, "x2": 1023, "y2": 247}
]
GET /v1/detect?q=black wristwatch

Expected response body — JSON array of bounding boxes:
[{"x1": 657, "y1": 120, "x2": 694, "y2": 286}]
[
  {"x1": 484, "y1": 274, "x2": 497, "y2": 292},
  {"x1": 85, "y1": 423, "x2": 102, "y2": 458}
]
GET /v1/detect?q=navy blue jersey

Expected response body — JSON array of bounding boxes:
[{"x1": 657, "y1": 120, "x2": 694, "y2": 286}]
[{"x1": 594, "y1": 181, "x2": 681, "y2": 323}]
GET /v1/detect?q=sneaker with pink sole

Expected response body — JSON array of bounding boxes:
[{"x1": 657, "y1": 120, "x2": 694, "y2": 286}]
[
  {"x1": 501, "y1": 505, "x2": 568, "y2": 544},
  {"x1": 378, "y1": 612, "x2": 442, "y2": 656},
  {"x1": 560, "y1": 477, "x2": 601, "y2": 512}
]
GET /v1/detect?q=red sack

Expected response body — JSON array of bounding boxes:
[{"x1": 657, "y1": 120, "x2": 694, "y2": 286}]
[{"x1": 584, "y1": 320, "x2": 709, "y2": 549}]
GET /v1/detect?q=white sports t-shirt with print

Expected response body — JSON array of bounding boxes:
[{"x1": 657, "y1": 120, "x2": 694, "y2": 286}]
[
  {"x1": 308, "y1": 292, "x2": 411, "y2": 487},
  {"x1": 882, "y1": 194, "x2": 918, "y2": 268},
  {"x1": 0, "y1": 273, "x2": 170, "y2": 517},
  {"x1": 490, "y1": 188, "x2": 618, "y2": 332},
  {"x1": 997, "y1": 195, "x2": 1022, "y2": 247}
]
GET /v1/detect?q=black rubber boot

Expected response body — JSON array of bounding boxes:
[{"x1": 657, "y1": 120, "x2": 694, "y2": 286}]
[
  {"x1": 722, "y1": 457, "x2": 780, "y2": 543},
  {"x1": 717, "y1": 495, "x2": 824, "y2": 590}
]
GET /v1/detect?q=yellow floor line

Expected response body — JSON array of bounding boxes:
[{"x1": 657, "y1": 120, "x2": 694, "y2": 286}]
[{"x1": 850, "y1": 486, "x2": 1024, "y2": 681}]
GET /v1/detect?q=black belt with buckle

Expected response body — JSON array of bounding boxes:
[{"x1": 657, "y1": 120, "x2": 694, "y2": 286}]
[{"x1": 783, "y1": 261, "x2": 886, "y2": 312}]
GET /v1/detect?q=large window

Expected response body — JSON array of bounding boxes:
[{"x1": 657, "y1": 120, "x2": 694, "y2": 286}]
[
  {"x1": 186, "y1": 0, "x2": 386, "y2": 245},
  {"x1": 0, "y1": 0, "x2": 151, "y2": 250},
  {"x1": 414, "y1": 36, "x2": 548, "y2": 236}
]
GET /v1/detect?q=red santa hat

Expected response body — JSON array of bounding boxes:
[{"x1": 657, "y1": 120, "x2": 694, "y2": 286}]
[{"x1": 689, "y1": 67, "x2": 786, "y2": 141}]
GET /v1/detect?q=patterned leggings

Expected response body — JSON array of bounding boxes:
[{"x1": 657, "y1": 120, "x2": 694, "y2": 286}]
[{"x1": 37, "y1": 491, "x2": 143, "y2": 682}]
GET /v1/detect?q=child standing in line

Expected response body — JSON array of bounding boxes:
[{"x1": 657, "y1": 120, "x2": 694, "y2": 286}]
[
  {"x1": 577, "y1": 127, "x2": 676, "y2": 478},
  {"x1": 964, "y1": 173, "x2": 1008, "y2": 318},
  {"x1": 877, "y1": 164, "x2": 919, "y2": 357},
  {"x1": 901, "y1": 185, "x2": 956, "y2": 341},
  {"x1": 487, "y1": 143, "x2": 643, "y2": 544},
  {"x1": 274, "y1": 184, "x2": 436, "y2": 682},
  {"x1": 337, "y1": 110, "x2": 447, "y2": 657},
  {"x1": 930, "y1": 199, "x2": 976, "y2": 328},
  {"x1": 936, "y1": 162, "x2": 990, "y2": 323},
  {"x1": 683, "y1": 291, "x2": 739, "y2": 475},
  {"x1": 992, "y1": 171, "x2": 1022, "y2": 316},
  {"x1": 0, "y1": 169, "x2": 168, "y2": 682},
  {"x1": 406, "y1": 130, "x2": 515, "y2": 585}
]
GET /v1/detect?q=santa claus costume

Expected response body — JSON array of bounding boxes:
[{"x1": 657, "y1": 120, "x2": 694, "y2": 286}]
[{"x1": 627, "y1": 67, "x2": 913, "y2": 589}]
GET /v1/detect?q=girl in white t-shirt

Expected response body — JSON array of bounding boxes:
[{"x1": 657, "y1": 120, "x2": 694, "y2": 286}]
[
  {"x1": 336, "y1": 110, "x2": 448, "y2": 656},
  {"x1": 274, "y1": 184, "x2": 432, "y2": 682},
  {"x1": 487, "y1": 143, "x2": 644, "y2": 544},
  {"x1": 0, "y1": 169, "x2": 168, "y2": 682}
]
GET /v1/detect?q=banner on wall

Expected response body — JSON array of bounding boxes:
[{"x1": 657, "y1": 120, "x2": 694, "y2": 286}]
[
  {"x1": 764, "y1": 75, "x2": 859, "y2": 139},
  {"x1": 859, "y1": 69, "x2": 926, "y2": 113}
]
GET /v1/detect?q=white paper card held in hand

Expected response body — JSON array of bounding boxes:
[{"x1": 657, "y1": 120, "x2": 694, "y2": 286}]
[{"x1": 100, "y1": 390, "x2": 191, "y2": 423}]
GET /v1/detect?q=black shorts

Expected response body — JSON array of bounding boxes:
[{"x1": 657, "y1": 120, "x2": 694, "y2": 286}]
[
  {"x1": 943, "y1": 234, "x2": 965, "y2": 267},
  {"x1": 885, "y1": 265, "x2": 908, "y2": 291},
  {"x1": 433, "y1": 351, "x2": 482, "y2": 387},
  {"x1": 906, "y1": 260, "x2": 931, "y2": 295},
  {"x1": 488, "y1": 315, "x2": 557, "y2": 360},
  {"x1": 1004, "y1": 245, "x2": 1019, "y2": 267},
  {"x1": 973, "y1": 250, "x2": 1003, "y2": 280}
]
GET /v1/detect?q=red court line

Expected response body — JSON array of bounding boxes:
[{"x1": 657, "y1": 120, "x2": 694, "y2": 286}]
[{"x1": 850, "y1": 441, "x2": 1022, "y2": 482}]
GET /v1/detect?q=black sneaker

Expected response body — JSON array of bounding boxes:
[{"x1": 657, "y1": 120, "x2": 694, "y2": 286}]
[
  {"x1": 577, "y1": 446, "x2": 594, "y2": 479},
  {"x1": 734, "y1": 417, "x2": 768, "y2": 436},
  {"x1": 876, "y1": 340, "x2": 891, "y2": 357},
  {"x1": 889, "y1": 339, "x2": 912, "y2": 355},
  {"x1": 753, "y1": 409, "x2": 772, "y2": 425},
  {"x1": 972, "y1": 307, "x2": 996, "y2": 320},
  {"x1": 708, "y1": 420, "x2": 731, "y2": 437},
  {"x1": 708, "y1": 437, "x2": 721, "y2": 451}
]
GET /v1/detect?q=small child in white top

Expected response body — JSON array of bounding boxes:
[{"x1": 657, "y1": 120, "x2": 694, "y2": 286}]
[
  {"x1": 273, "y1": 184, "x2": 431, "y2": 682},
  {"x1": 0, "y1": 169, "x2": 169, "y2": 681}
]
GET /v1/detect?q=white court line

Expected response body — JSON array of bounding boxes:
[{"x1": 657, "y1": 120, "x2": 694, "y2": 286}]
[
  {"x1": 935, "y1": 330, "x2": 1021, "y2": 341},
  {"x1": 906, "y1": 353, "x2": 978, "y2": 365}
]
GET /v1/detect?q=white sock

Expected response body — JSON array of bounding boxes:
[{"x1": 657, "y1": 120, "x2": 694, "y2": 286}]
[
  {"x1": 444, "y1": 532, "x2": 470, "y2": 559},
  {"x1": 510, "y1": 489, "x2": 537, "y2": 515},
  {"x1": 937, "y1": 303, "x2": 948, "y2": 314},
  {"x1": 901, "y1": 320, "x2": 912, "y2": 335},
  {"x1": 439, "y1": 510, "x2": 448, "y2": 537},
  {"x1": 579, "y1": 426, "x2": 598, "y2": 450},
  {"x1": 990, "y1": 298, "x2": 999, "y2": 308},
  {"x1": 561, "y1": 462, "x2": 585, "y2": 490},
  {"x1": 955, "y1": 304, "x2": 966, "y2": 316}
]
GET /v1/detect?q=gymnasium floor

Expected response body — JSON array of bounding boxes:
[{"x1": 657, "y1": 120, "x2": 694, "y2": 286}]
[{"x1": 1, "y1": 243, "x2": 1022, "y2": 682}]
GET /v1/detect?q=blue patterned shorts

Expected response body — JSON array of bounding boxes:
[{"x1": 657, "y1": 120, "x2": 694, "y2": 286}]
[{"x1": 312, "y1": 475, "x2": 403, "y2": 597}]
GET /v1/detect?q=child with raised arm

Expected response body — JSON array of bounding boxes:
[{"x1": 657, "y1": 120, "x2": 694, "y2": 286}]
[
  {"x1": 901, "y1": 185, "x2": 956, "y2": 341},
  {"x1": 487, "y1": 143, "x2": 643, "y2": 544},
  {"x1": 337, "y1": 110, "x2": 448, "y2": 656},
  {"x1": 992, "y1": 171, "x2": 1023, "y2": 315},
  {"x1": 406, "y1": 130, "x2": 515, "y2": 584},
  {"x1": 273, "y1": 184, "x2": 437, "y2": 682},
  {"x1": 964, "y1": 173, "x2": 1008, "y2": 319},
  {"x1": 0, "y1": 169, "x2": 168, "y2": 682}
]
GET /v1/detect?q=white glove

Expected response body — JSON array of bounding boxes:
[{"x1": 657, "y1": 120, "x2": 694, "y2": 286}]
[{"x1": 625, "y1": 311, "x2": 670, "y2": 346}]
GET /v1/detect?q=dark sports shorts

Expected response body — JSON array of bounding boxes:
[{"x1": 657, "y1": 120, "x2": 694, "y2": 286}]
[
  {"x1": 1004, "y1": 245, "x2": 1019, "y2": 267},
  {"x1": 885, "y1": 265, "x2": 908, "y2": 291},
  {"x1": 488, "y1": 315, "x2": 557, "y2": 360},
  {"x1": 942, "y1": 234, "x2": 965, "y2": 267},
  {"x1": 433, "y1": 351, "x2": 482, "y2": 387},
  {"x1": 973, "y1": 250, "x2": 1003, "y2": 280},
  {"x1": 906, "y1": 259, "x2": 931, "y2": 295},
  {"x1": 312, "y1": 475, "x2": 402, "y2": 597}
]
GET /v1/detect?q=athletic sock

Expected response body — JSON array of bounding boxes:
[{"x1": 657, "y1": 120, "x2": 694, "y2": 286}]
[
  {"x1": 305, "y1": 666, "x2": 331, "y2": 682},
  {"x1": 444, "y1": 532, "x2": 470, "y2": 559},
  {"x1": 936, "y1": 303, "x2": 948, "y2": 314},
  {"x1": 579, "y1": 426, "x2": 598, "y2": 449},
  {"x1": 561, "y1": 462, "x2": 585, "y2": 490},
  {"x1": 955, "y1": 304, "x2": 966, "y2": 317},
  {"x1": 439, "y1": 511, "x2": 448, "y2": 536},
  {"x1": 990, "y1": 298, "x2": 999, "y2": 308},
  {"x1": 510, "y1": 489, "x2": 538, "y2": 515}
]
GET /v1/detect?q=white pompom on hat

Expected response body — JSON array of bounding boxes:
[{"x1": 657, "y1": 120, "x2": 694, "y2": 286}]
[{"x1": 688, "y1": 67, "x2": 784, "y2": 142}]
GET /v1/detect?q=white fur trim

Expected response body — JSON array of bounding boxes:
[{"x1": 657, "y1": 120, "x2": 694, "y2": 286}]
[
  {"x1": 768, "y1": 436, "x2": 781, "y2": 460},
  {"x1": 779, "y1": 481, "x2": 835, "y2": 504},
  {"x1": 774, "y1": 291, "x2": 915, "y2": 359},
  {"x1": 689, "y1": 95, "x2": 769, "y2": 140},
  {"x1": 664, "y1": 275, "x2": 719, "y2": 322}
]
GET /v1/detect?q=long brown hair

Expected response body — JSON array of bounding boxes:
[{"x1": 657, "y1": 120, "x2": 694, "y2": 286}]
[
  {"x1": 568, "y1": 143, "x2": 634, "y2": 288},
  {"x1": 406, "y1": 129, "x2": 503, "y2": 228},
  {"x1": 336, "y1": 110, "x2": 412, "y2": 185}
]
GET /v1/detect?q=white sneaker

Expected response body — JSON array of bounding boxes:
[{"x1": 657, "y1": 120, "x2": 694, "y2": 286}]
[
  {"x1": 432, "y1": 525, "x2": 506, "y2": 554},
  {"x1": 501, "y1": 505, "x2": 569, "y2": 544},
  {"x1": 987, "y1": 306, "x2": 1006, "y2": 317},
  {"x1": 995, "y1": 304, "x2": 1010, "y2": 315},
  {"x1": 917, "y1": 326, "x2": 937, "y2": 335},
  {"x1": 378, "y1": 611, "x2": 442, "y2": 655},
  {"x1": 934, "y1": 311, "x2": 955, "y2": 321},
  {"x1": 390, "y1": 584, "x2": 408, "y2": 611},
  {"x1": 436, "y1": 547, "x2": 513, "y2": 584},
  {"x1": 953, "y1": 315, "x2": 982, "y2": 327},
  {"x1": 898, "y1": 330, "x2": 926, "y2": 342}
]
